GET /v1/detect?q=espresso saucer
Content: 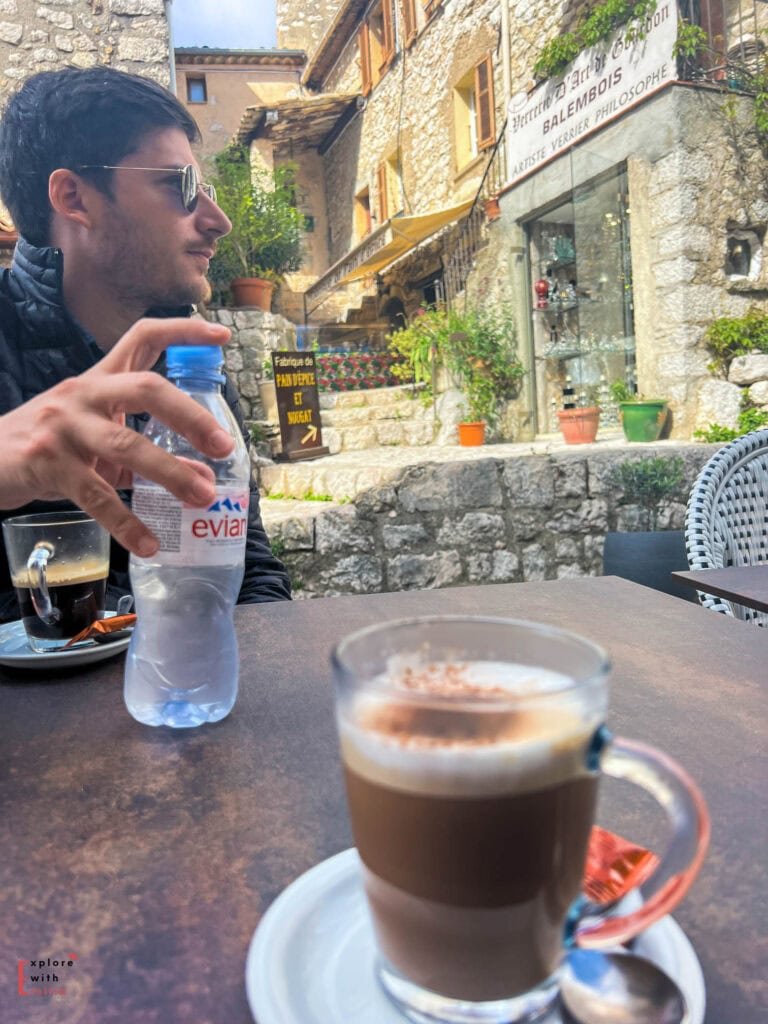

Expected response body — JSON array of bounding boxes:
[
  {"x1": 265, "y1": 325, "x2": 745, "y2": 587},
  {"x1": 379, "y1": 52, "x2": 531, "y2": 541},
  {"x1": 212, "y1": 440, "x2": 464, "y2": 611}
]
[
  {"x1": 245, "y1": 848, "x2": 705, "y2": 1024},
  {"x1": 0, "y1": 612, "x2": 131, "y2": 670}
]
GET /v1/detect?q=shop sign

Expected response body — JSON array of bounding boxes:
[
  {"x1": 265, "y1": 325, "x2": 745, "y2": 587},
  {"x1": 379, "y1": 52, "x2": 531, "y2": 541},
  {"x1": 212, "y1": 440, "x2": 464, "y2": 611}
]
[
  {"x1": 506, "y1": 1, "x2": 677, "y2": 186},
  {"x1": 272, "y1": 351, "x2": 330, "y2": 462}
]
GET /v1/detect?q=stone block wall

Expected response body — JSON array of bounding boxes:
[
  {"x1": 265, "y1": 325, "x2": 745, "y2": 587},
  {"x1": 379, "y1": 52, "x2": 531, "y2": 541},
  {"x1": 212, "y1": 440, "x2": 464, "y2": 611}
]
[
  {"x1": 207, "y1": 306, "x2": 297, "y2": 420},
  {"x1": 320, "y1": 0, "x2": 501, "y2": 266},
  {"x1": 267, "y1": 443, "x2": 717, "y2": 598},
  {"x1": 0, "y1": 0, "x2": 171, "y2": 94}
]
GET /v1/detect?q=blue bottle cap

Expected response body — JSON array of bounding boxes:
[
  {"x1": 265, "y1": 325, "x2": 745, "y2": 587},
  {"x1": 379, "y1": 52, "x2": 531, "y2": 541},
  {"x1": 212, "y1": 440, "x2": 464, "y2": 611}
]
[{"x1": 166, "y1": 345, "x2": 225, "y2": 383}]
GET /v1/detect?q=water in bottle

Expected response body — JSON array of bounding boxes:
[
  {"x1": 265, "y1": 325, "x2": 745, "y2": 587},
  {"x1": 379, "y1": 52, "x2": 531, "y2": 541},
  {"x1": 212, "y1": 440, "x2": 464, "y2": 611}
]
[{"x1": 124, "y1": 345, "x2": 250, "y2": 728}]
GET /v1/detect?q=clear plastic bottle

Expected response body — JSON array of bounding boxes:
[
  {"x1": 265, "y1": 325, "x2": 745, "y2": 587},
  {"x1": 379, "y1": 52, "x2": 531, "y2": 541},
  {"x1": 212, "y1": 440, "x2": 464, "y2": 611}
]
[{"x1": 124, "y1": 345, "x2": 250, "y2": 728}]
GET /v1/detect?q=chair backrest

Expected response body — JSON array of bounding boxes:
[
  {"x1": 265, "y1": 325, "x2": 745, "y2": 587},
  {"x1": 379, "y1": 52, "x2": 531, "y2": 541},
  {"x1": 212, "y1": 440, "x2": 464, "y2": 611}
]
[{"x1": 685, "y1": 428, "x2": 768, "y2": 625}]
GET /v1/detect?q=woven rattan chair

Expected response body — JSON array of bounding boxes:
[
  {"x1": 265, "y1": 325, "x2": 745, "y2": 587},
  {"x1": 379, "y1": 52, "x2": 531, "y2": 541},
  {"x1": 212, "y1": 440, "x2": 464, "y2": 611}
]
[{"x1": 685, "y1": 428, "x2": 768, "y2": 626}]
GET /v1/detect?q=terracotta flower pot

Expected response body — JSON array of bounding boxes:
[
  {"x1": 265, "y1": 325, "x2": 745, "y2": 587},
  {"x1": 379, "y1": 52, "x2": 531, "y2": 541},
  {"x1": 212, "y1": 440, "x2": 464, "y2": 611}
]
[
  {"x1": 484, "y1": 196, "x2": 501, "y2": 222},
  {"x1": 230, "y1": 277, "x2": 275, "y2": 311},
  {"x1": 557, "y1": 406, "x2": 600, "y2": 445},
  {"x1": 458, "y1": 421, "x2": 486, "y2": 446}
]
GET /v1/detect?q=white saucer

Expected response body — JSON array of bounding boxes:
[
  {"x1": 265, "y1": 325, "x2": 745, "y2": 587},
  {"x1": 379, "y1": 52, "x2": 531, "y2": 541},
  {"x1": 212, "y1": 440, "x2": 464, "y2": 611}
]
[
  {"x1": 245, "y1": 848, "x2": 705, "y2": 1024},
  {"x1": 0, "y1": 612, "x2": 131, "y2": 669}
]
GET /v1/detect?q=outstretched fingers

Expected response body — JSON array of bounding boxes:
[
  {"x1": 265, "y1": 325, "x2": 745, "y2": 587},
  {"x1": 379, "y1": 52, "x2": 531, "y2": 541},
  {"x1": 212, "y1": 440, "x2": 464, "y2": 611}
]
[{"x1": 96, "y1": 318, "x2": 231, "y2": 375}]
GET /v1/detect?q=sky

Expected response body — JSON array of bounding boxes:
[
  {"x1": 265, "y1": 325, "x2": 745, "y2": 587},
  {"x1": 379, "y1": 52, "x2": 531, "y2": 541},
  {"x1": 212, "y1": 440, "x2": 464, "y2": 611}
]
[{"x1": 172, "y1": 0, "x2": 277, "y2": 49}]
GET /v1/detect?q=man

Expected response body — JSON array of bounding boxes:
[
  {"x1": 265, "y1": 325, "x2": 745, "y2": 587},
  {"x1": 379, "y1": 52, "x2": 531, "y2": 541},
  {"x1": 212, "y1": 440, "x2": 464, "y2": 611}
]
[{"x1": 0, "y1": 66, "x2": 291, "y2": 620}]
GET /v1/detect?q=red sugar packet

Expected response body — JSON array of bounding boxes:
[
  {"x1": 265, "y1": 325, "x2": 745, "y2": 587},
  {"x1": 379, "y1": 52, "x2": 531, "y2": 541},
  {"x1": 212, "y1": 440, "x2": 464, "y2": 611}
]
[
  {"x1": 584, "y1": 825, "x2": 659, "y2": 904},
  {"x1": 64, "y1": 614, "x2": 136, "y2": 649}
]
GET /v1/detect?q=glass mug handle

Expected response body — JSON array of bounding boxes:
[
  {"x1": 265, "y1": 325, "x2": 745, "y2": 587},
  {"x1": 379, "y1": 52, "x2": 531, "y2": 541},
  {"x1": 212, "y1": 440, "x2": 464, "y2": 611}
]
[
  {"x1": 26, "y1": 542, "x2": 60, "y2": 625},
  {"x1": 574, "y1": 729, "x2": 711, "y2": 949}
]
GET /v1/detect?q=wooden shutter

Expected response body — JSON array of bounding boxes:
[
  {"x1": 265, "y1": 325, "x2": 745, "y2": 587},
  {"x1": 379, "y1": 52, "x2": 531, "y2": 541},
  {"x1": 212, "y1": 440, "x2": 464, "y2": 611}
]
[
  {"x1": 475, "y1": 55, "x2": 495, "y2": 151},
  {"x1": 359, "y1": 24, "x2": 373, "y2": 96},
  {"x1": 423, "y1": 0, "x2": 442, "y2": 19},
  {"x1": 381, "y1": 0, "x2": 396, "y2": 69},
  {"x1": 376, "y1": 162, "x2": 389, "y2": 224},
  {"x1": 402, "y1": 0, "x2": 417, "y2": 46}
]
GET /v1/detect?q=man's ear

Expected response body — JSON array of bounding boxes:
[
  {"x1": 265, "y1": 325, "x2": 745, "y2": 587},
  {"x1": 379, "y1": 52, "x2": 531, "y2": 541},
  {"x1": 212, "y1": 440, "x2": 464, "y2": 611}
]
[{"x1": 48, "y1": 168, "x2": 103, "y2": 230}]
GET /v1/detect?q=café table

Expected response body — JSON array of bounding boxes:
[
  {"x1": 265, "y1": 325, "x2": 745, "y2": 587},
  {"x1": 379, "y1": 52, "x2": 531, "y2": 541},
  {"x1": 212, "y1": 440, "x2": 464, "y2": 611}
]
[
  {"x1": 0, "y1": 576, "x2": 765, "y2": 1024},
  {"x1": 671, "y1": 564, "x2": 768, "y2": 615}
]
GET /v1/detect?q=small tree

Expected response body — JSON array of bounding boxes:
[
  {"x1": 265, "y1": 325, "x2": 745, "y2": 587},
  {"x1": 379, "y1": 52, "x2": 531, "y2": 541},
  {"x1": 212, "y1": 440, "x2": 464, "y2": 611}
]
[
  {"x1": 208, "y1": 145, "x2": 304, "y2": 302},
  {"x1": 609, "y1": 456, "x2": 685, "y2": 531}
]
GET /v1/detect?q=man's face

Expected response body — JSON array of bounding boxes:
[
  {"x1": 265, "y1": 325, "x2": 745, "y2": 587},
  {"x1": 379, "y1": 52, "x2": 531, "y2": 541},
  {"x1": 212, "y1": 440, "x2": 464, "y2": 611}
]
[{"x1": 90, "y1": 127, "x2": 231, "y2": 310}]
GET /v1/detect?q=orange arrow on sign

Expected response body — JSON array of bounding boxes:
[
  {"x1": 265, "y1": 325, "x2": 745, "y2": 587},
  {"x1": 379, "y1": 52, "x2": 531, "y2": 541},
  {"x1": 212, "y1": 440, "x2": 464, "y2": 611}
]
[{"x1": 301, "y1": 424, "x2": 318, "y2": 445}]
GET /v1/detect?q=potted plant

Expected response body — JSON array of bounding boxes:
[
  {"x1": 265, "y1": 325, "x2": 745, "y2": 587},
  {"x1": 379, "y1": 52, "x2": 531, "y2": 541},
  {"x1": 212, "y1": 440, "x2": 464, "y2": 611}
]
[
  {"x1": 610, "y1": 380, "x2": 668, "y2": 443},
  {"x1": 208, "y1": 145, "x2": 304, "y2": 310},
  {"x1": 603, "y1": 455, "x2": 695, "y2": 601},
  {"x1": 557, "y1": 404, "x2": 601, "y2": 444}
]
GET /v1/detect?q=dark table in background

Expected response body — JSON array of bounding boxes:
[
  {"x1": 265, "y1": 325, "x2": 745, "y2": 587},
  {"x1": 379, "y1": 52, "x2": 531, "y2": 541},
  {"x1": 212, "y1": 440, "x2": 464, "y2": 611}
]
[
  {"x1": 671, "y1": 564, "x2": 768, "y2": 615},
  {"x1": 0, "y1": 577, "x2": 765, "y2": 1024}
]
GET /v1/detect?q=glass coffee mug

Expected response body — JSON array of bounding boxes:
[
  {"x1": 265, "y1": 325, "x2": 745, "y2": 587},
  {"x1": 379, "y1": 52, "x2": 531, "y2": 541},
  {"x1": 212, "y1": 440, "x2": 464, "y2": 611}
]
[
  {"x1": 332, "y1": 616, "x2": 709, "y2": 1024},
  {"x1": 3, "y1": 511, "x2": 110, "y2": 652}
]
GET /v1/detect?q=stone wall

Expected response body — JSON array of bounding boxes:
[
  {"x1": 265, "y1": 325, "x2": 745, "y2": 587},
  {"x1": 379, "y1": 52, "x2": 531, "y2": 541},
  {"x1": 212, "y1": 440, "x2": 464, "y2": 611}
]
[
  {"x1": 0, "y1": 0, "x2": 171, "y2": 94},
  {"x1": 206, "y1": 306, "x2": 296, "y2": 420},
  {"x1": 275, "y1": 0, "x2": 339, "y2": 55},
  {"x1": 266, "y1": 443, "x2": 717, "y2": 598},
  {"x1": 320, "y1": 0, "x2": 501, "y2": 265}
]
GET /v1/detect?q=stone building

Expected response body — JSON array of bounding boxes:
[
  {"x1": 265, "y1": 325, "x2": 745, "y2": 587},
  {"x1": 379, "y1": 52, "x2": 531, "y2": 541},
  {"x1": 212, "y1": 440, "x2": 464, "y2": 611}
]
[
  {"x1": 174, "y1": 47, "x2": 304, "y2": 171},
  {"x1": 239, "y1": 0, "x2": 768, "y2": 441}
]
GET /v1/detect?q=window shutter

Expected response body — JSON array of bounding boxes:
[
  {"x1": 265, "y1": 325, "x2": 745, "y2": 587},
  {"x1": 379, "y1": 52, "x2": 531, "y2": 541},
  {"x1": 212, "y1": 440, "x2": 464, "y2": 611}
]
[
  {"x1": 423, "y1": 0, "x2": 442, "y2": 19},
  {"x1": 402, "y1": 0, "x2": 417, "y2": 46},
  {"x1": 359, "y1": 24, "x2": 373, "y2": 96},
  {"x1": 376, "y1": 162, "x2": 389, "y2": 224},
  {"x1": 381, "y1": 0, "x2": 396, "y2": 69},
  {"x1": 475, "y1": 55, "x2": 495, "y2": 150}
]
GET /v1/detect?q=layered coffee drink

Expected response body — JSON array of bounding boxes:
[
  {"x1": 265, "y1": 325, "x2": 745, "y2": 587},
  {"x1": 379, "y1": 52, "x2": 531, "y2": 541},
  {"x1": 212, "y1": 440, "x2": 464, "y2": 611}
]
[
  {"x1": 339, "y1": 659, "x2": 600, "y2": 1002},
  {"x1": 13, "y1": 558, "x2": 108, "y2": 642}
]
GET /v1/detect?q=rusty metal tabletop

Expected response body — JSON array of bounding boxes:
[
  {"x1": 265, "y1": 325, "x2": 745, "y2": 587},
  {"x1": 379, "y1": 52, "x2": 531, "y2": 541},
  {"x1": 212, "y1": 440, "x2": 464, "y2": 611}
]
[
  {"x1": 0, "y1": 577, "x2": 765, "y2": 1024},
  {"x1": 671, "y1": 565, "x2": 768, "y2": 615}
]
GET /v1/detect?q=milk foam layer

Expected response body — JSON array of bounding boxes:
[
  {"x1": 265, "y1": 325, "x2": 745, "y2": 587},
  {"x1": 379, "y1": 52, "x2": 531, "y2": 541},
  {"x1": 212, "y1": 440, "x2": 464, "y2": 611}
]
[
  {"x1": 339, "y1": 659, "x2": 603, "y2": 797},
  {"x1": 12, "y1": 558, "x2": 108, "y2": 588}
]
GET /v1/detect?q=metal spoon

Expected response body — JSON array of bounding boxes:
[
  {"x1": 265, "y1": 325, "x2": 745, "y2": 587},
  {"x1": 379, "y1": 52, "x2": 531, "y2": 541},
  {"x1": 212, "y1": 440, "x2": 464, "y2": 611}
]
[{"x1": 559, "y1": 949, "x2": 688, "y2": 1024}]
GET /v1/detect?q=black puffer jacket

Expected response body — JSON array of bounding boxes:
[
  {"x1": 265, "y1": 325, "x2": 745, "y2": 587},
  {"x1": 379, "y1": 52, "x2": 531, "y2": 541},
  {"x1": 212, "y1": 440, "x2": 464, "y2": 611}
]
[{"x1": 0, "y1": 237, "x2": 291, "y2": 621}]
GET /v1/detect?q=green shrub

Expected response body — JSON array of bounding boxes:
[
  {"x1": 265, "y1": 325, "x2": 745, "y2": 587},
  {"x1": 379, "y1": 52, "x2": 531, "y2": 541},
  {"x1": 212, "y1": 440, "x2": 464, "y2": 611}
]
[
  {"x1": 704, "y1": 307, "x2": 768, "y2": 374},
  {"x1": 609, "y1": 456, "x2": 685, "y2": 531}
]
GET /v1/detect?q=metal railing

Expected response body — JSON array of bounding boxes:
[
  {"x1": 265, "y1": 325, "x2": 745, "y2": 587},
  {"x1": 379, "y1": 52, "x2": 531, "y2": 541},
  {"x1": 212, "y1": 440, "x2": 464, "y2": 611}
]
[
  {"x1": 438, "y1": 121, "x2": 507, "y2": 308},
  {"x1": 678, "y1": 0, "x2": 767, "y2": 84}
]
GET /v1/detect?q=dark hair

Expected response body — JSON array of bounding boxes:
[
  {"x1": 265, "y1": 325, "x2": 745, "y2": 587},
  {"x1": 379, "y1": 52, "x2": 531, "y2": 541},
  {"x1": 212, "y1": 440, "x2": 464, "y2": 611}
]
[{"x1": 0, "y1": 66, "x2": 200, "y2": 246}]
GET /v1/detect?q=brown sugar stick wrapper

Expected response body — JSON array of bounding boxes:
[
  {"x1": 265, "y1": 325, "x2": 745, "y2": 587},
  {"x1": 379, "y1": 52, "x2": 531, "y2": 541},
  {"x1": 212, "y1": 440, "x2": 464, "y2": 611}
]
[
  {"x1": 64, "y1": 614, "x2": 137, "y2": 649},
  {"x1": 584, "y1": 825, "x2": 660, "y2": 904}
]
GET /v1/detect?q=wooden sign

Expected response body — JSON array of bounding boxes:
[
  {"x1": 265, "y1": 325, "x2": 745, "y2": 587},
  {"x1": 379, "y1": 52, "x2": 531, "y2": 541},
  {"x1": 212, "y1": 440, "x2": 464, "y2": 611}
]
[{"x1": 272, "y1": 351, "x2": 329, "y2": 462}]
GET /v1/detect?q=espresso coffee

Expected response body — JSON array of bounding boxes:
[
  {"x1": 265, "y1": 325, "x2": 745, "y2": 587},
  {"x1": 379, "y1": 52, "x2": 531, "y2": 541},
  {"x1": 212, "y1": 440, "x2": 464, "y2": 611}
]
[
  {"x1": 13, "y1": 559, "x2": 108, "y2": 641},
  {"x1": 339, "y1": 660, "x2": 600, "y2": 1002}
]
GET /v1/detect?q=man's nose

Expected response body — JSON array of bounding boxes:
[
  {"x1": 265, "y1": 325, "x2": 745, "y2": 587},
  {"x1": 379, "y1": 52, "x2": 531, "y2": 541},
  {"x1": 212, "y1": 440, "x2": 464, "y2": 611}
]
[{"x1": 196, "y1": 190, "x2": 231, "y2": 237}]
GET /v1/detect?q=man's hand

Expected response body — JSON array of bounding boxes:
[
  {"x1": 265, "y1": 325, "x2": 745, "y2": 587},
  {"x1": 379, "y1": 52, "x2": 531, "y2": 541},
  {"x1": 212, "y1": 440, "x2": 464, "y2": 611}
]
[{"x1": 0, "y1": 317, "x2": 235, "y2": 556}]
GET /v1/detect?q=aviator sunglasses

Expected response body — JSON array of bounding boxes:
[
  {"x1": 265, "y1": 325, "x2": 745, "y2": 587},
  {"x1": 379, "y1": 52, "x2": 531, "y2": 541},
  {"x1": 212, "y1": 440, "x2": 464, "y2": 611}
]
[{"x1": 77, "y1": 163, "x2": 217, "y2": 212}]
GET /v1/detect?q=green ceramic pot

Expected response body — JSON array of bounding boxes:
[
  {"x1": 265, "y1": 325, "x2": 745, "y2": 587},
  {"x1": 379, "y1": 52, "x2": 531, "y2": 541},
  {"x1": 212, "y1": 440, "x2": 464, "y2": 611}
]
[{"x1": 619, "y1": 401, "x2": 668, "y2": 442}]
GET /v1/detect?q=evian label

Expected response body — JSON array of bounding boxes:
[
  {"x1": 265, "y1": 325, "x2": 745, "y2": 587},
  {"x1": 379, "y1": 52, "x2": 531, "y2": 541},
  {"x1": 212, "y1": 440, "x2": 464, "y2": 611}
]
[{"x1": 132, "y1": 485, "x2": 249, "y2": 565}]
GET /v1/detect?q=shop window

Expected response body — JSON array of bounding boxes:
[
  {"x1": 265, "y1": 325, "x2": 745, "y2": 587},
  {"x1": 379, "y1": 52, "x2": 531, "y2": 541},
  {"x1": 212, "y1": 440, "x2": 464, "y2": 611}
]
[
  {"x1": 358, "y1": 0, "x2": 395, "y2": 96},
  {"x1": 453, "y1": 55, "x2": 495, "y2": 171},
  {"x1": 355, "y1": 187, "x2": 372, "y2": 240},
  {"x1": 525, "y1": 166, "x2": 635, "y2": 436},
  {"x1": 186, "y1": 76, "x2": 207, "y2": 104},
  {"x1": 375, "y1": 152, "x2": 402, "y2": 225}
]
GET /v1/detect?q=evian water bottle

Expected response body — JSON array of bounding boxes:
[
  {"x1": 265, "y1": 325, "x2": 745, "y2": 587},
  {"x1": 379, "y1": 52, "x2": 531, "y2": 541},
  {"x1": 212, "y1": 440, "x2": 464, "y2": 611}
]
[{"x1": 124, "y1": 345, "x2": 250, "y2": 728}]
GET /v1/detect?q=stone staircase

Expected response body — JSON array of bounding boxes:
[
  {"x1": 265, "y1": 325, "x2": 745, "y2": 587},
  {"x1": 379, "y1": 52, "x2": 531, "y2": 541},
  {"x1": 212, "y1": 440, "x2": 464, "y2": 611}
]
[{"x1": 319, "y1": 384, "x2": 436, "y2": 454}]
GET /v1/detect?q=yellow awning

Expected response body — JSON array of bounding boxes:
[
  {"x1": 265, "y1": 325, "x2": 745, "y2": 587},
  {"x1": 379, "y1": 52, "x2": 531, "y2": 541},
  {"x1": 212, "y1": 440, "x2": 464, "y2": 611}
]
[{"x1": 337, "y1": 199, "x2": 475, "y2": 285}]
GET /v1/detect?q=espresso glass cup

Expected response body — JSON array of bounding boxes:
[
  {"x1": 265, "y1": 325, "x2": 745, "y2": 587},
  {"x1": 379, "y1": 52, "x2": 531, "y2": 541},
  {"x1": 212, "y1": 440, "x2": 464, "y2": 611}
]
[
  {"x1": 332, "y1": 616, "x2": 709, "y2": 1024},
  {"x1": 3, "y1": 512, "x2": 110, "y2": 652}
]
